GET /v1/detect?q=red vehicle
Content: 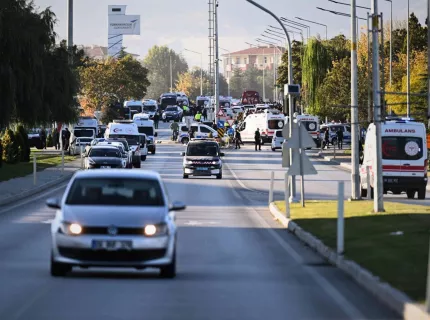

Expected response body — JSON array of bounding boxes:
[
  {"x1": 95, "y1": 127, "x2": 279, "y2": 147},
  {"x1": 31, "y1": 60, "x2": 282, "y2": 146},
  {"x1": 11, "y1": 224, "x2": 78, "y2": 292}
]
[{"x1": 241, "y1": 91, "x2": 261, "y2": 105}]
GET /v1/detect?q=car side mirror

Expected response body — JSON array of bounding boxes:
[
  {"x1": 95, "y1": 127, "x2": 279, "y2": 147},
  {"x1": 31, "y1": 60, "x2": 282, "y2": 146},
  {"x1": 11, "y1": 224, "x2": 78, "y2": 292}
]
[
  {"x1": 220, "y1": 152, "x2": 225, "y2": 156},
  {"x1": 154, "y1": 132, "x2": 158, "y2": 137},
  {"x1": 169, "y1": 201, "x2": 186, "y2": 211},
  {"x1": 46, "y1": 197, "x2": 61, "y2": 209},
  {"x1": 180, "y1": 152, "x2": 185, "y2": 156}
]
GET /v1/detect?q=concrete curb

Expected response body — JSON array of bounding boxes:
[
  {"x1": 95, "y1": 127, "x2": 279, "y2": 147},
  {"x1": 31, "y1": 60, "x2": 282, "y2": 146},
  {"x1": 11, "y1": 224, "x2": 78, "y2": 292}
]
[
  {"x1": 317, "y1": 152, "x2": 430, "y2": 192},
  {"x1": 268, "y1": 202, "x2": 430, "y2": 320},
  {"x1": 0, "y1": 171, "x2": 76, "y2": 207}
]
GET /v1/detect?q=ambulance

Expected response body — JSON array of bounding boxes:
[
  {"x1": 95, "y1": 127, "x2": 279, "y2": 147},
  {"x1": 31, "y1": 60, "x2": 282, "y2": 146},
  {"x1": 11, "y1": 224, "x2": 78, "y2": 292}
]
[
  {"x1": 104, "y1": 120, "x2": 142, "y2": 168},
  {"x1": 360, "y1": 119, "x2": 428, "y2": 199},
  {"x1": 238, "y1": 110, "x2": 285, "y2": 143},
  {"x1": 296, "y1": 114, "x2": 321, "y2": 147}
]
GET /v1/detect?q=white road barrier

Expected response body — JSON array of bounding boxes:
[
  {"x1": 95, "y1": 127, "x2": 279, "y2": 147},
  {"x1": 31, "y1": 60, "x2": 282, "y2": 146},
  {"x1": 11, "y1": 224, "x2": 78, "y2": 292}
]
[
  {"x1": 337, "y1": 181, "x2": 344, "y2": 255},
  {"x1": 269, "y1": 171, "x2": 274, "y2": 205},
  {"x1": 33, "y1": 155, "x2": 36, "y2": 186}
]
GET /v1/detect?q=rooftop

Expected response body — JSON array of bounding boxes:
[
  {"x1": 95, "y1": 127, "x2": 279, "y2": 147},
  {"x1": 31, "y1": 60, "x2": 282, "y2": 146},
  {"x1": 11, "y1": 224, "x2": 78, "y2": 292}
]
[{"x1": 221, "y1": 46, "x2": 285, "y2": 56}]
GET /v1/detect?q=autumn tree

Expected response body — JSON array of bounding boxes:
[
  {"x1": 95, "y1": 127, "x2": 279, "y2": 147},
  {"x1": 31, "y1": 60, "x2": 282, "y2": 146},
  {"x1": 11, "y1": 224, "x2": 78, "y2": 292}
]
[{"x1": 143, "y1": 46, "x2": 188, "y2": 98}]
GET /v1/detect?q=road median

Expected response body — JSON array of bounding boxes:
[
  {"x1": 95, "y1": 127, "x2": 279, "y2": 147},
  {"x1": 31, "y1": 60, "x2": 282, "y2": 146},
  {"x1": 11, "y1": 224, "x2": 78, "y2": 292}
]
[{"x1": 269, "y1": 200, "x2": 430, "y2": 319}]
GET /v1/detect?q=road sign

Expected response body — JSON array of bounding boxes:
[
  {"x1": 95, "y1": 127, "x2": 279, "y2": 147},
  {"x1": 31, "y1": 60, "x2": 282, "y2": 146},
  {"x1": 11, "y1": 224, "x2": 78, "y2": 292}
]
[
  {"x1": 217, "y1": 120, "x2": 225, "y2": 128},
  {"x1": 287, "y1": 151, "x2": 317, "y2": 176},
  {"x1": 227, "y1": 119, "x2": 234, "y2": 126},
  {"x1": 217, "y1": 109, "x2": 226, "y2": 117},
  {"x1": 285, "y1": 121, "x2": 316, "y2": 149}
]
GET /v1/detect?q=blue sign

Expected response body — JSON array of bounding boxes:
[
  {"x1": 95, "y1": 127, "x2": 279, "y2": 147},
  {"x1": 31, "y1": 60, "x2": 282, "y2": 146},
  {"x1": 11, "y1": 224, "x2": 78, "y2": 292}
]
[{"x1": 217, "y1": 120, "x2": 225, "y2": 128}]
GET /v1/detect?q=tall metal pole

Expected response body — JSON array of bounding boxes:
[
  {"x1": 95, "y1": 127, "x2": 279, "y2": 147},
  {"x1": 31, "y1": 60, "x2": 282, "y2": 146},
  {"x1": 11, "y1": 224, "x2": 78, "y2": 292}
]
[
  {"x1": 228, "y1": 52, "x2": 231, "y2": 96},
  {"x1": 371, "y1": 0, "x2": 385, "y2": 212},
  {"x1": 170, "y1": 54, "x2": 173, "y2": 92},
  {"x1": 200, "y1": 54, "x2": 203, "y2": 96},
  {"x1": 214, "y1": 0, "x2": 220, "y2": 118},
  {"x1": 246, "y1": 0, "x2": 296, "y2": 201},
  {"x1": 381, "y1": 13, "x2": 386, "y2": 117},
  {"x1": 67, "y1": 0, "x2": 74, "y2": 64},
  {"x1": 387, "y1": 0, "x2": 392, "y2": 86},
  {"x1": 351, "y1": 0, "x2": 360, "y2": 200},
  {"x1": 273, "y1": 46, "x2": 276, "y2": 101},
  {"x1": 407, "y1": 0, "x2": 411, "y2": 117},
  {"x1": 367, "y1": 12, "x2": 372, "y2": 122},
  {"x1": 263, "y1": 48, "x2": 266, "y2": 102}
]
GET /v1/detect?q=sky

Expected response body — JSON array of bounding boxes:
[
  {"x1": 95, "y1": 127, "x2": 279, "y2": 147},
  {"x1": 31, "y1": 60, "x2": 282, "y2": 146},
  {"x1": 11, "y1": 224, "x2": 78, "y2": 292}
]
[{"x1": 33, "y1": 0, "x2": 426, "y2": 71}]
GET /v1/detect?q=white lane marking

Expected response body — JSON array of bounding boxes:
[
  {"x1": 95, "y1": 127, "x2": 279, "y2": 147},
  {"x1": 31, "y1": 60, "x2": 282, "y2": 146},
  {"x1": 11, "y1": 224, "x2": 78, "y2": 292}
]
[
  {"x1": 183, "y1": 220, "x2": 203, "y2": 226},
  {"x1": 41, "y1": 219, "x2": 53, "y2": 224},
  {"x1": 0, "y1": 182, "x2": 69, "y2": 216},
  {"x1": 225, "y1": 164, "x2": 365, "y2": 319}
]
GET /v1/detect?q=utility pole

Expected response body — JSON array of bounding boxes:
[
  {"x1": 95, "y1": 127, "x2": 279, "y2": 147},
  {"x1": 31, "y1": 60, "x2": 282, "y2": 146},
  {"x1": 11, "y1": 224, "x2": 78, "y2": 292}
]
[
  {"x1": 367, "y1": 12, "x2": 372, "y2": 122},
  {"x1": 406, "y1": 0, "x2": 411, "y2": 117},
  {"x1": 351, "y1": 0, "x2": 360, "y2": 200},
  {"x1": 170, "y1": 54, "x2": 173, "y2": 92},
  {"x1": 263, "y1": 48, "x2": 266, "y2": 102},
  {"x1": 67, "y1": 0, "x2": 74, "y2": 64},
  {"x1": 214, "y1": 0, "x2": 220, "y2": 118},
  {"x1": 371, "y1": 0, "x2": 384, "y2": 212}
]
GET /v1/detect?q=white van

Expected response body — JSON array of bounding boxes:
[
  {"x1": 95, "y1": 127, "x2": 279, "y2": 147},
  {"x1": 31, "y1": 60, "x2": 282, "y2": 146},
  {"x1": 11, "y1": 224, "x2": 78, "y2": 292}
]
[
  {"x1": 124, "y1": 100, "x2": 144, "y2": 118},
  {"x1": 133, "y1": 113, "x2": 157, "y2": 154},
  {"x1": 238, "y1": 112, "x2": 285, "y2": 143},
  {"x1": 296, "y1": 114, "x2": 321, "y2": 147},
  {"x1": 105, "y1": 120, "x2": 142, "y2": 168},
  {"x1": 69, "y1": 117, "x2": 98, "y2": 154},
  {"x1": 360, "y1": 119, "x2": 428, "y2": 199},
  {"x1": 142, "y1": 99, "x2": 158, "y2": 120}
]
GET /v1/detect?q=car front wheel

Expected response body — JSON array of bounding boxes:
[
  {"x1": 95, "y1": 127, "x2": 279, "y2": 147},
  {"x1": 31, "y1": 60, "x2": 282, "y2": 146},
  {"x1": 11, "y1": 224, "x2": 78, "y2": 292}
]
[
  {"x1": 160, "y1": 251, "x2": 176, "y2": 278},
  {"x1": 50, "y1": 253, "x2": 72, "y2": 277},
  {"x1": 141, "y1": 155, "x2": 147, "y2": 161}
]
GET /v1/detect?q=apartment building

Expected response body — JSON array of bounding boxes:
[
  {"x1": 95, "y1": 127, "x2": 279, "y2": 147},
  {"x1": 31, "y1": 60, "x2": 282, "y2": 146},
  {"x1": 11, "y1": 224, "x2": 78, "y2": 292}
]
[
  {"x1": 78, "y1": 45, "x2": 139, "y2": 60},
  {"x1": 221, "y1": 46, "x2": 285, "y2": 80}
]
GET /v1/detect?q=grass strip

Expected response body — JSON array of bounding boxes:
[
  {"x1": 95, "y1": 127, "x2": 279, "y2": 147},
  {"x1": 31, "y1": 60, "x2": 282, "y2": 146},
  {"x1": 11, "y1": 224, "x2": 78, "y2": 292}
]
[{"x1": 275, "y1": 200, "x2": 430, "y2": 302}]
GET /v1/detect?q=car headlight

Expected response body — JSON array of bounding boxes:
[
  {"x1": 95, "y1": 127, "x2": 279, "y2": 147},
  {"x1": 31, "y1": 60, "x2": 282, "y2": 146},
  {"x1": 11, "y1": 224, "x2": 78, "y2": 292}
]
[
  {"x1": 59, "y1": 222, "x2": 82, "y2": 235},
  {"x1": 144, "y1": 223, "x2": 168, "y2": 236},
  {"x1": 184, "y1": 160, "x2": 193, "y2": 165},
  {"x1": 211, "y1": 161, "x2": 219, "y2": 165}
]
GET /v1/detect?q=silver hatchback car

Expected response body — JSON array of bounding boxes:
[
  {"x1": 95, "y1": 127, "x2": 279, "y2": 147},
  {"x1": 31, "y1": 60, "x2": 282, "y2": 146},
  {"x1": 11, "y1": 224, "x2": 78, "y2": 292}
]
[{"x1": 46, "y1": 170, "x2": 185, "y2": 278}]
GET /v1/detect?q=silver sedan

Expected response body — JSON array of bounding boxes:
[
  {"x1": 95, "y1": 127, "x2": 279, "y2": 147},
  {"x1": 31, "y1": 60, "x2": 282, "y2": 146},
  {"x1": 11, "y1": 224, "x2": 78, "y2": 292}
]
[{"x1": 46, "y1": 170, "x2": 186, "y2": 278}]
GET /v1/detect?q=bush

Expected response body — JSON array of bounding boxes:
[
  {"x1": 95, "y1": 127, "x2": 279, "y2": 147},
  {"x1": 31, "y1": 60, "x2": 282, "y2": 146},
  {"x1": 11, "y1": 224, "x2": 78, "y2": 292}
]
[
  {"x1": 47, "y1": 133, "x2": 54, "y2": 147},
  {"x1": 2, "y1": 129, "x2": 19, "y2": 164}
]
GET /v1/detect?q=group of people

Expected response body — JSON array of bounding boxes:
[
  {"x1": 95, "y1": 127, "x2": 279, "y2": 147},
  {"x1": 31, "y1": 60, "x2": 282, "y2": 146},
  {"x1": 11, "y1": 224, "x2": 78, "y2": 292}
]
[{"x1": 321, "y1": 127, "x2": 344, "y2": 150}]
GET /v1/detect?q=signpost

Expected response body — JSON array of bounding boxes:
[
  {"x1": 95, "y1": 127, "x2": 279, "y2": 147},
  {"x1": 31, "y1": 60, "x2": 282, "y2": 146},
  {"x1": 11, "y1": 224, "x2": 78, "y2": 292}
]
[
  {"x1": 285, "y1": 121, "x2": 317, "y2": 207},
  {"x1": 217, "y1": 120, "x2": 225, "y2": 128}
]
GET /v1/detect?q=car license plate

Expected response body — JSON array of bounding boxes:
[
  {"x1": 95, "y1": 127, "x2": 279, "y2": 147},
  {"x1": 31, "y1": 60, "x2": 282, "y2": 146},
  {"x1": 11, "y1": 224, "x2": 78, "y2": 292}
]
[
  {"x1": 197, "y1": 167, "x2": 208, "y2": 171},
  {"x1": 100, "y1": 166, "x2": 111, "y2": 169},
  {"x1": 384, "y1": 178, "x2": 399, "y2": 183},
  {"x1": 92, "y1": 240, "x2": 132, "y2": 251}
]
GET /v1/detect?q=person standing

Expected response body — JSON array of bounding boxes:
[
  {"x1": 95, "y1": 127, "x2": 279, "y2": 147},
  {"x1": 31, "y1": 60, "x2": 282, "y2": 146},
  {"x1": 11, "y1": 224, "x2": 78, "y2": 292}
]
[
  {"x1": 153, "y1": 111, "x2": 160, "y2": 129},
  {"x1": 194, "y1": 111, "x2": 202, "y2": 122},
  {"x1": 53, "y1": 129, "x2": 59, "y2": 150},
  {"x1": 40, "y1": 128, "x2": 46, "y2": 149},
  {"x1": 336, "y1": 128, "x2": 343, "y2": 150},
  {"x1": 63, "y1": 128, "x2": 71, "y2": 151},
  {"x1": 234, "y1": 129, "x2": 242, "y2": 149},
  {"x1": 324, "y1": 128, "x2": 330, "y2": 149},
  {"x1": 202, "y1": 108, "x2": 207, "y2": 121},
  {"x1": 254, "y1": 128, "x2": 261, "y2": 151},
  {"x1": 170, "y1": 121, "x2": 179, "y2": 141}
]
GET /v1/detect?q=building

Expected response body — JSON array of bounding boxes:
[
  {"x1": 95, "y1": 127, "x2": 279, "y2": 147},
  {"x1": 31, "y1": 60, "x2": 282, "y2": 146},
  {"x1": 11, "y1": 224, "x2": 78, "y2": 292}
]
[
  {"x1": 221, "y1": 46, "x2": 285, "y2": 80},
  {"x1": 78, "y1": 45, "x2": 139, "y2": 60}
]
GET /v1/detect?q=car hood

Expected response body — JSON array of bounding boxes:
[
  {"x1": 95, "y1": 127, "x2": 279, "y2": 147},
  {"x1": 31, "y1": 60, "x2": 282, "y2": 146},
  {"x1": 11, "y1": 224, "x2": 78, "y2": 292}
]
[
  {"x1": 89, "y1": 157, "x2": 122, "y2": 164},
  {"x1": 186, "y1": 156, "x2": 220, "y2": 161},
  {"x1": 62, "y1": 206, "x2": 166, "y2": 226}
]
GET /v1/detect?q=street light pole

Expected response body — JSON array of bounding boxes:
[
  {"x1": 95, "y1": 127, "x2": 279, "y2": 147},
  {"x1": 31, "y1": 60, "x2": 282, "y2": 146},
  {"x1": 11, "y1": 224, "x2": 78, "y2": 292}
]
[
  {"x1": 219, "y1": 47, "x2": 231, "y2": 97},
  {"x1": 170, "y1": 53, "x2": 173, "y2": 92},
  {"x1": 428, "y1": 0, "x2": 430, "y2": 128},
  {"x1": 214, "y1": 0, "x2": 220, "y2": 118},
  {"x1": 295, "y1": 17, "x2": 328, "y2": 40},
  {"x1": 407, "y1": 0, "x2": 411, "y2": 117},
  {"x1": 184, "y1": 49, "x2": 203, "y2": 96},
  {"x1": 371, "y1": 0, "x2": 385, "y2": 212},
  {"x1": 246, "y1": 0, "x2": 297, "y2": 201},
  {"x1": 385, "y1": 0, "x2": 393, "y2": 86},
  {"x1": 67, "y1": 0, "x2": 73, "y2": 64}
]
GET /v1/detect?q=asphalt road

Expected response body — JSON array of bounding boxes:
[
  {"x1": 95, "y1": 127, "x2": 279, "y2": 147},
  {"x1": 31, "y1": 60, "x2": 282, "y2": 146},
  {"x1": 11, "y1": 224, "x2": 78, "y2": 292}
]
[{"x1": 0, "y1": 123, "x2": 401, "y2": 319}]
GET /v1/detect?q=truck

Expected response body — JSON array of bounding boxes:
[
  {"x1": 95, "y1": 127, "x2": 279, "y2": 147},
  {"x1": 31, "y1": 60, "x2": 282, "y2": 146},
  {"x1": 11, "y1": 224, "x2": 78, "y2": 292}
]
[
  {"x1": 124, "y1": 100, "x2": 144, "y2": 119},
  {"x1": 241, "y1": 90, "x2": 261, "y2": 105},
  {"x1": 68, "y1": 117, "x2": 98, "y2": 154},
  {"x1": 133, "y1": 113, "x2": 157, "y2": 154}
]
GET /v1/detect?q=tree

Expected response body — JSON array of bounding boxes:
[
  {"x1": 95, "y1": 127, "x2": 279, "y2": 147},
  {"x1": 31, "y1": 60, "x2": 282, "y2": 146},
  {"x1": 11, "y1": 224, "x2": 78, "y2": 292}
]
[
  {"x1": 302, "y1": 38, "x2": 331, "y2": 111},
  {"x1": 277, "y1": 41, "x2": 302, "y2": 87},
  {"x1": 100, "y1": 104, "x2": 120, "y2": 125},
  {"x1": 229, "y1": 68, "x2": 245, "y2": 98},
  {"x1": 79, "y1": 55, "x2": 150, "y2": 114},
  {"x1": 175, "y1": 72, "x2": 201, "y2": 98},
  {"x1": 0, "y1": 1, "x2": 81, "y2": 127},
  {"x1": 143, "y1": 46, "x2": 188, "y2": 98}
]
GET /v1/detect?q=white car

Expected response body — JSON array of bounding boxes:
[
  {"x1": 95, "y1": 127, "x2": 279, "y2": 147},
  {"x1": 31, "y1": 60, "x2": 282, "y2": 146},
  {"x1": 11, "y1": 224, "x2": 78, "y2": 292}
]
[
  {"x1": 47, "y1": 170, "x2": 186, "y2": 278},
  {"x1": 271, "y1": 130, "x2": 284, "y2": 151}
]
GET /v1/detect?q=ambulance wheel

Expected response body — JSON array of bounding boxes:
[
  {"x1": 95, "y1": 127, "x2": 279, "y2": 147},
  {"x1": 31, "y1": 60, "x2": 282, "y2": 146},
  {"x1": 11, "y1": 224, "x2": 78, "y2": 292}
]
[
  {"x1": 183, "y1": 173, "x2": 189, "y2": 179},
  {"x1": 370, "y1": 187, "x2": 374, "y2": 199},
  {"x1": 181, "y1": 137, "x2": 189, "y2": 144},
  {"x1": 418, "y1": 188, "x2": 426, "y2": 200},
  {"x1": 141, "y1": 155, "x2": 146, "y2": 161},
  {"x1": 134, "y1": 161, "x2": 141, "y2": 169},
  {"x1": 271, "y1": 147, "x2": 276, "y2": 152},
  {"x1": 406, "y1": 190, "x2": 416, "y2": 199}
]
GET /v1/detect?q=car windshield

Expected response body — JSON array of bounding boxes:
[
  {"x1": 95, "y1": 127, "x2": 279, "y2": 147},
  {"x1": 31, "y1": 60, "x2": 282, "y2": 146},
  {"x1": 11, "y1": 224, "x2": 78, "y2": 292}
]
[
  {"x1": 268, "y1": 120, "x2": 284, "y2": 130},
  {"x1": 143, "y1": 105, "x2": 156, "y2": 112},
  {"x1": 128, "y1": 105, "x2": 142, "y2": 113},
  {"x1": 161, "y1": 98, "x2": 177, "y2": 105},
  {"x1": 382, "y1": 136, "x2": 423, "y2": 160},
  {"x1": 108, "y1": 134, "x2": 139, "y2": 146},
  {"x1": 187, "y1": 144, "x2": 218, "y2": 156},
  {"x1": 106, "y1": 140, "x2": 129, "y2": 151},
  {"x1": 166, "y1": 107, "x2": 177, "y2": 112},
  {"x1": 65, "y1": 178, "x2": 165, "y2": 206},
  {"x1": 197, "y1": 100, "x2": 208, "y2": 107},
  {"x1": 89, "y1": 148, "x2": 120, "y2": 158},
  {"x1": 74, "y1": 129, "x2": 94, "y2": 137},
  {"x1": 138, "y1": 127, "x2": 154, "y2": 136},
  {"x1": 276, "y1": 131, "x2": 283, "y2": 137}
]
